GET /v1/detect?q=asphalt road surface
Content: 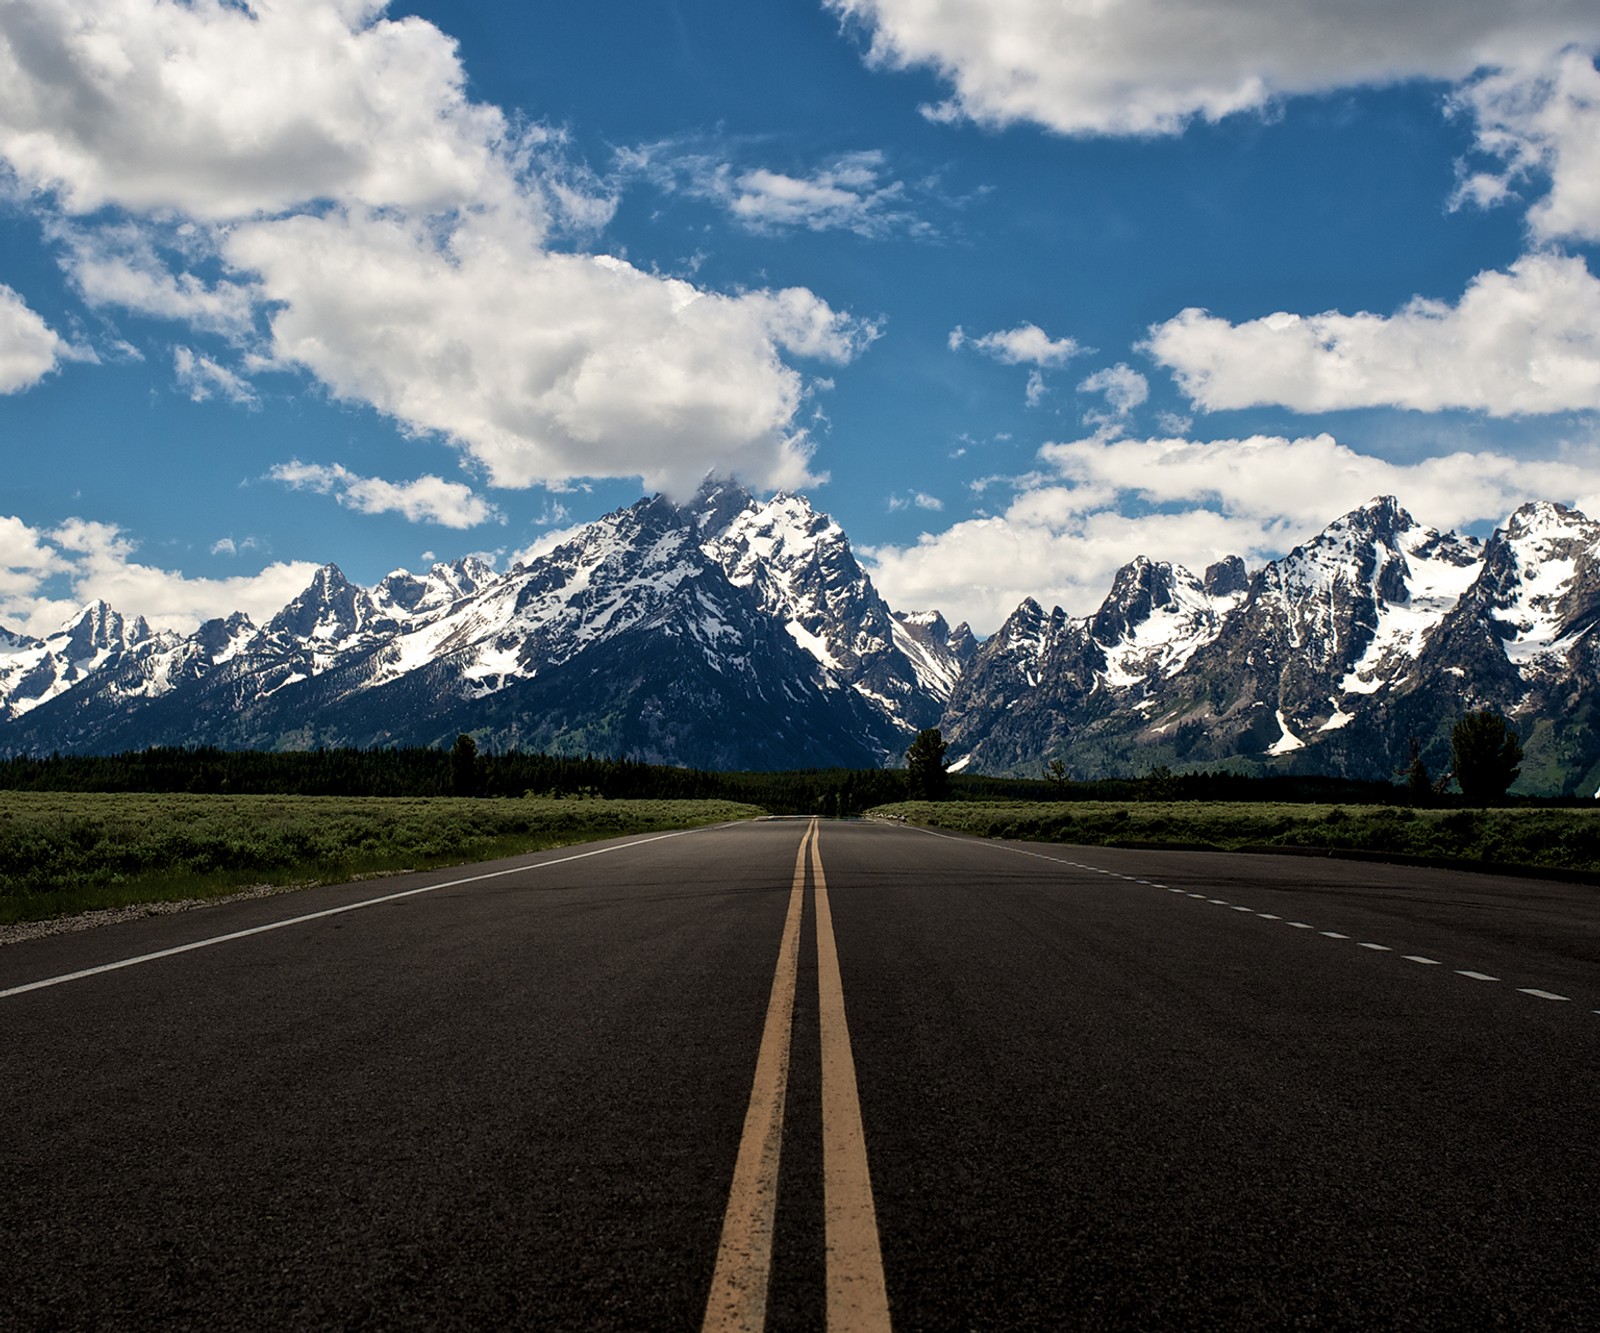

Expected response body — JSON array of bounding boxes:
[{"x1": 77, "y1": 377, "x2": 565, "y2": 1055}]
[{"x1": 4, "y1": 816, "x2": 1599, "y2": 1330}]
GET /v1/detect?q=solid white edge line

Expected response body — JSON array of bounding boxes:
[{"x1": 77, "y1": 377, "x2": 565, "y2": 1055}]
[{"x1": 1, "y1": 823, "x2": 735, "y2": 1001}]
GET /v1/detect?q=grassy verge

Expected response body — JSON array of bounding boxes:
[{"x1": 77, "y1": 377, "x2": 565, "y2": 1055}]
[
  {"x1": 0, "y1": 792, "x2": 763, "y2": 924},
  {"x1": 870, "y1": 800, "x2": 1600, "y2": 877}
]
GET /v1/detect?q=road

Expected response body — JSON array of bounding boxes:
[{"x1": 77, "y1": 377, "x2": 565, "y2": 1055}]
[{"x1": 3, "y1": 816, "x2": 1599, "y2": 1330}]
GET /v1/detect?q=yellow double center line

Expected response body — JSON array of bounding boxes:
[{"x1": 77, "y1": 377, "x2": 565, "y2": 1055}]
[{"x1": 702, "y1": 818, "x2": 891, "y2": 1333}]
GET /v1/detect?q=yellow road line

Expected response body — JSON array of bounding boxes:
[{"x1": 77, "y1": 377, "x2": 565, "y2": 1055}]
[
  {"x1": 812, "y1": 824, "x2": 893, "y2": 1332},
  {"x1": 702, "y1": 820, "x2": 812, "y2": 1333}
]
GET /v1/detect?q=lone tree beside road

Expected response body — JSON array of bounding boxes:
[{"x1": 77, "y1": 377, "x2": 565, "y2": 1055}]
[
  {"x1": 906, "y1": 727, "x2": 950, "y2": 800},
  {"x1": 451, "y1": 733, "x2": 482, "y2": 797},
  {"x1": 1451, "y1": 709, "x2": 1523, "y2": 801}
]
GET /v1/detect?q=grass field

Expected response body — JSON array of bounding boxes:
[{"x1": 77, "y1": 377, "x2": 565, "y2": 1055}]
[
  {"x1": 870, "y1": 800, "x2": 1600, "y2": 878},
  {"x1": 0, "y1": 792, "x2": 763, "y2": 924}
]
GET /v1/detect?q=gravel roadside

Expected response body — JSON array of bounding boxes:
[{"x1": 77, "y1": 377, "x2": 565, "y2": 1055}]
[{"x1": 0, "y1": 879, "x2": 326, "y2": 948}]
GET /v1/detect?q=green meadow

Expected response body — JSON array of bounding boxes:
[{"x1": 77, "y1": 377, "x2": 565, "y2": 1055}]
[
  {"x1": 871, "y1": 800, "x2": 1600, "y2": 878},
  {"x1": 0, "y1": 792, "x2": 761, "y2": 924}
]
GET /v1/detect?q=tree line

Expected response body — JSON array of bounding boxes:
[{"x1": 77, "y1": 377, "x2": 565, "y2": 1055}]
[
  {"x1": 0, "y1": 744, "x2": 912, "y2": 815},
  {"x1": 0, "y1": 708, "x2": 1539, "y2": 815}
]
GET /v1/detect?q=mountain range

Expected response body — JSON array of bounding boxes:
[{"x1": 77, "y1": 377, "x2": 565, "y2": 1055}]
[{"x1": 3, "y1": 483, "x2": 1598, "y2": 795}]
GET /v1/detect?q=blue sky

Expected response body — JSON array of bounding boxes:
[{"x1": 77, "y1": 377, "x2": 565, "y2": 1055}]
[{"x1": 1, "y1": 0, "x2": 1598, "y2": 635}]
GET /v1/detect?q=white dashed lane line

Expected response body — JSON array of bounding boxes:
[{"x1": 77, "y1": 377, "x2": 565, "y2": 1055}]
[
  {"x1": 1084, "y1": 854, "x2": 1580, "y2": 1014},
  {"x1": 1133, "y1": 861, "x2": 1578, "y2": 1004},
  {"x1": 902, "y1": 827, "x2": 1591, "y2": 1021}
]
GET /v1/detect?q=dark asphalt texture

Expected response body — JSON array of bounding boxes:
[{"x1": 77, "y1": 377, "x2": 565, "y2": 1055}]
[{"x1": 4, "y1": 818, "x2": 1599, "y2": 1330}]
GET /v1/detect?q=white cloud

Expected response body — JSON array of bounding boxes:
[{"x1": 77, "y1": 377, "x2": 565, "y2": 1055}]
[
  {"x1": 1147, "y1": 252, "x2": 1600, "y2": 416},
  {"x1": 953, "y1": 322, "x2": 1082, "y2": 367},
  {"x1": 60, "y1": 223, "x2": 258, "y2": 335},
  {"x1": 0, "y1": 283, "x2": 64, "y2": 392},
  {"x1": 0, "y1": 0, "x2": 517, "y2": 219},
  {"x1": 510, "y1": 521, "x2": 590, "y2": 568},
  {"x1": 863, "y1": 504, "x2": 1278, "y2": 633},
  {"x1": 0, "y1": 1, "x2": 875, "y2": 498},
  {"x1": 625, "y1": 145, "x2": 924, "y2": 238},
  {"x1": 0, "y1": 514, "x2": 321, "y2": 636},
  {"x1": 269, "y1": 460, "x2": 501, "y2": 529},
  {"x1": 0, "y1": 513, "x2": 69, "y2": 609},
  {"x1": 173, "y1": 346, "x2": 257, "y2": 405},
  {"x1": 1453, "y1": 50, "x2": 1600, "y2": 243},
  {"x1": 1078, "y1": 363, "x2": 1149, "y2": 425},
  {"x1": 888, "y1": 491, "x2": 943, "y2": 512},
  {"x1": 228, "y1": 208, "x2": 874, "y2": 498},
  {"x1": 862, "y1": 430, "x2": 1600, "y2": 631},
  {"x1": 1035, "y1": 432, "x2": 1600, "y2": 531},
  {"x1": 827, "y1": 0, "x2": 1600, "y2": 136}
]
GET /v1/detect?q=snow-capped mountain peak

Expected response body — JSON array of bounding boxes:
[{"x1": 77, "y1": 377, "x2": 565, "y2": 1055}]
[
  {"x1": 1476, "y1": 501, "x2": 1600, "y2": 668},
  {"x1": 699, "y1": 486, "x2": 944, "y2": 732},
  {"x1": 1091, "y1": 558, "x2": 1234, "y2": 688}
]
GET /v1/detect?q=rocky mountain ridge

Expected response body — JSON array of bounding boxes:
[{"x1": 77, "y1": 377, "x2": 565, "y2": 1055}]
[{"x1": 3, "y1": 487, "x2": 1598, "y2": 793}]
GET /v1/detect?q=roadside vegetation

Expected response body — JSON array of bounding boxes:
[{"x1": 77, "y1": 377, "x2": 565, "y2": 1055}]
[
  {"x1": 870, "y1": 800, "x2": 1600, "y2": 878},
  {"x1": 0, "y1": 792, "x2": 760, "y2": 925},
  {"x1": 0, "y1": 710, "x2": 1581, "y2": 927}
]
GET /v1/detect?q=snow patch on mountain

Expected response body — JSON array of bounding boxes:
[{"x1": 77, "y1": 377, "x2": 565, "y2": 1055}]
[
  {"x1": 1093, "y1": 559, "x2": 1241, "y2": 690},
  {"x1": 1492, "y1": 502, "x2": 1596, "y2": 669},
  {"x1": 1340, "y1": 523, "x2": 1484, "y2": 694}
]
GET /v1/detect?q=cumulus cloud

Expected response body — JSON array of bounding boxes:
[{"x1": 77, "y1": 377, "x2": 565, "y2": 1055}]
[
  {"x1": 0, "y1": 513, "x2": 69, "y2": 608},
  {"x1": 952, "y1": 322, "x2": 1082, "y2": 367},
  {"x1": 59, "y1": 223, "x2": 258, "y2": 335},
  {"x1": 0, "y1": 0, "x2": 516, "y2": 219},
  {"x1": 173, "y1": 346, "x2": 257, "y2": 405},
  {"x1": 0, "y1": 0, "x2": 867, "y2": 497},
  {"x1": 862, "y1": 431, "x2": 1600, "y2": 631},
  {"x1": 269, "y1": 460, "x2": 501, "y2": 529},
  {"x1": 1036, "y1": 432, "x2": 1600, "y2": 530},
  {"x1": 953, "y1": 321, "x2": 1083, "y2": 408},
  {"x1": 1453, "y1": 50, "x2": 1600, "y2": 243},
  {"x1": 827, "y1": 0, "x2": 1600, "y2": 136},
  {"x1": 1147, "y1": 253, "x2": 1600, "y2": 416},
  {"x1": 0, "y1": 283, "x2": 65, "y2": 392},
  {"x1": 0, "y1": 513, "x2": 321, "y2": 636},
  {"x1": 863, "y1": 504, "x2": 1279, "y2": 633},
  {"x1": 1078, "y1": 363, "x2": 1149, "y2": 426},
  {"x1": 228, "y1": 208, "x2": 873, "y2": 497},
  {"x1": 624, "y1": 144, "x2": 925, "y2": 238}
]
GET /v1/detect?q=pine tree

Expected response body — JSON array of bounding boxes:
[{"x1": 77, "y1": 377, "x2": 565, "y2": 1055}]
[
  {"x1": 905, "y1": 728, "x2": 949, "y2": 801},
  {"x1": 1450, "y1": 710, "x2": 1522, "y2": 802},
  {"x1": 450, "y1": 733, "x2": 481, "y2": 797}
]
